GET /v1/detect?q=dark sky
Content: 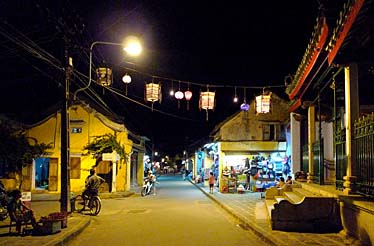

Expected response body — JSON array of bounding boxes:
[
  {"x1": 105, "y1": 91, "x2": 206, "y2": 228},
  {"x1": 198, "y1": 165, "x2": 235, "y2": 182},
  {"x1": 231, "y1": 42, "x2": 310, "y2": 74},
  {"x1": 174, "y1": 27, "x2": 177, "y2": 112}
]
[{"x1": 0, "y1": 0, "x2": 321, "y2": 155}]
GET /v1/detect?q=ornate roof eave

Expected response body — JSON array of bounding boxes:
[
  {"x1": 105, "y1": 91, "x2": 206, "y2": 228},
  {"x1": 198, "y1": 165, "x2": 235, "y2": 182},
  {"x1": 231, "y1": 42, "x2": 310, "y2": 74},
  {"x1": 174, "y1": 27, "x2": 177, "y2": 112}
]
[
  {"x1": 286, "y1": 16, "x2": 329, "y2": 100},
  {"x1": 288, "y1": 98, "x2": 302, "y2": 113},
  {"x1": 326, "y1": 0, "x2": 366, "y2": 65}
]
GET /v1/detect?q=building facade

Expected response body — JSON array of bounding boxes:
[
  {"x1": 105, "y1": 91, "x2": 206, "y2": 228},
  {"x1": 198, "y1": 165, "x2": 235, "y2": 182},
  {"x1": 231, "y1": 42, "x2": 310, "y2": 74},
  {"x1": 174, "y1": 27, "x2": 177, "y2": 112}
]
[
  {"x1": 208, "y1": 92, "x2": 290, "y2": 192},
  {"x1": 22, "y1": 102, "x2": 140, "y2": 194},
  {"x1": 285, "y1": 1, "x2": 374, "y2": 244}
]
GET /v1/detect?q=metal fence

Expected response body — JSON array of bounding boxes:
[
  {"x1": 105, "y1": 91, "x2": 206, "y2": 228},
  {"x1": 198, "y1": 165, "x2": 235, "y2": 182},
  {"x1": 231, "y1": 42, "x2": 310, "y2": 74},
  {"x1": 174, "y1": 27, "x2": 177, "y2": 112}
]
[
  {"x1": 335, "y1": 124, "x2": 346, "y2": 190},
  {"x1": 353, "y1": 113, "x2": 374, "y2": 197}
]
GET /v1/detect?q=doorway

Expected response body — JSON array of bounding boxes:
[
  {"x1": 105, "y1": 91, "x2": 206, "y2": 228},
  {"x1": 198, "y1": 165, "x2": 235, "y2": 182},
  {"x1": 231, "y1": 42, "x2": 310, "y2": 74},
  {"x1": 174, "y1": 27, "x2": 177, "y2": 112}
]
[{"x1": 35, "y1": 157, "x2": 49, "y2": 190}]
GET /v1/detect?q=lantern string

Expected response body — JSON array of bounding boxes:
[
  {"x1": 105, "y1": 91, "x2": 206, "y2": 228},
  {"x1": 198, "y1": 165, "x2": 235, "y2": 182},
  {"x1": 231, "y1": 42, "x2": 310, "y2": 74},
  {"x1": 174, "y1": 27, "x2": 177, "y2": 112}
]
[
  {"x1": 121, "y1": 65, "x2": 284, "y2": 90},
  {"x1": 105, "y1": 86, "x2": 201, "y2": 122}
]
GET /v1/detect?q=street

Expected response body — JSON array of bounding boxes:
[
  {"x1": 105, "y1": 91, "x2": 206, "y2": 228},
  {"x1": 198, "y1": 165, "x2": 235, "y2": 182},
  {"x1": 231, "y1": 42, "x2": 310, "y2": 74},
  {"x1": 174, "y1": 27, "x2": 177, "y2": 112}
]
[{"x1": 69, "y1": 175, "x2": 266, "y2": 246}]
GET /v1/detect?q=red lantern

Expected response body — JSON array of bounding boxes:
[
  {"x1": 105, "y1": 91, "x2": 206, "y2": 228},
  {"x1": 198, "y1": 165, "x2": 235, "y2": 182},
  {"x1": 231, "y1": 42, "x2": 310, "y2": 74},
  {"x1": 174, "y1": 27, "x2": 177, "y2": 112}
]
[{"x1": 184, "y1": 90, "x2": 192, "y2": 110}]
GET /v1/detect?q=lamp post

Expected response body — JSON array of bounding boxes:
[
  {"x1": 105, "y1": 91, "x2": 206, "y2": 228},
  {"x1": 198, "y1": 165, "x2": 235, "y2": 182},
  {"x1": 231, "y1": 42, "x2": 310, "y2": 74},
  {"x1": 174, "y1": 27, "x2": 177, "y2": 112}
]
[
  {"x1": 71, "y1": 37, "x2": 142, "y2": 195},
  {"x1": 74, "y1": 37, "x2": 142, "y2": 99}
]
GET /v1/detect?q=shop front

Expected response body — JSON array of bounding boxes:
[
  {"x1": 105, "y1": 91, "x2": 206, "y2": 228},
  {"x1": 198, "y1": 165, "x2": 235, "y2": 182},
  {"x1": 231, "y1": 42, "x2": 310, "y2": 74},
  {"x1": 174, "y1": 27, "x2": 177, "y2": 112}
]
[{"x1": 218, "y1": 141, "x2": 287, "y2": 193}]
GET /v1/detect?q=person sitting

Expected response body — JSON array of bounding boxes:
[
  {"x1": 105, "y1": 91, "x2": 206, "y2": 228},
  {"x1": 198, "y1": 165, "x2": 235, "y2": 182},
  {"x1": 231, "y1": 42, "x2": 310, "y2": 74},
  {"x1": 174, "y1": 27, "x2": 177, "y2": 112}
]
[
  {"x1": 7, "y1": 189, "x2": 40, "y2": 233},
  {"x1": 82, "y1": 169, "x2": 105, "y2": 200},
  {"x1": 276, "y1": 177, "x2": 285, "y2": 188},
  {"x1": 286, "y1": 175, "x2": 293, "y2": 185}
]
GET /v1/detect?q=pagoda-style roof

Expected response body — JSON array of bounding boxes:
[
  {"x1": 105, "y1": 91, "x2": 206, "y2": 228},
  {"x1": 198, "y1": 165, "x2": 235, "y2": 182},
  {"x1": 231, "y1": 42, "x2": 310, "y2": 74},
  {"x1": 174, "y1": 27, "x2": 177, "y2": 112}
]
[{"x1": 286, "y1": 0, "x2": 373, "y2": 113}]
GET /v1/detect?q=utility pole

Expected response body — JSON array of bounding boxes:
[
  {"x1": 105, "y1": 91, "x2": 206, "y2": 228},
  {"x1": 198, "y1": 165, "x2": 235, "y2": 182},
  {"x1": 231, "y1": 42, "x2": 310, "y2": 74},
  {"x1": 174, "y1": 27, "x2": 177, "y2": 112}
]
[{"x1": 61, "y1": 37, "x2": 72, "y2": 213}]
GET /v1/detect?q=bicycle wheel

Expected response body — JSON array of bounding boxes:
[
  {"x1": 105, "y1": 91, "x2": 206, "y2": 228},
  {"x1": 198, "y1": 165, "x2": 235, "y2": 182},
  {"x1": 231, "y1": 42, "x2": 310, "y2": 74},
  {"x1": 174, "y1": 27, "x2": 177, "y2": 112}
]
[
  {"x1": 89, "y1": 196, "x2": 101, "y2": 216},
  {"x1": 74, "y1": 195, "x2": 85, "y2": 212}
]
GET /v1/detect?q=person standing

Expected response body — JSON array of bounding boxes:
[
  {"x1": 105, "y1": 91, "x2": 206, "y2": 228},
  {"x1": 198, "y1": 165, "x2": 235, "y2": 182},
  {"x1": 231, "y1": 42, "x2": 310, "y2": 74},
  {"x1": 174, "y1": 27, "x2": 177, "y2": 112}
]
[{"x1": 209, "y1": 171, "x2": 215, "y2": 194}]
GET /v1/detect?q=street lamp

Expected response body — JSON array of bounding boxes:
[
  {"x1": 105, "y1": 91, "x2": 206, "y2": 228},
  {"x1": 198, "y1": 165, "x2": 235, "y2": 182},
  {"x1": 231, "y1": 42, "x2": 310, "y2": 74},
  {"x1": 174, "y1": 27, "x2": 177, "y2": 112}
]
[
  {"x1": 63, "y1": 36, "x2": 142, "y2": 207},
  {"x1": 74, "y1": 36, "x2": 142, "y2": 99}
]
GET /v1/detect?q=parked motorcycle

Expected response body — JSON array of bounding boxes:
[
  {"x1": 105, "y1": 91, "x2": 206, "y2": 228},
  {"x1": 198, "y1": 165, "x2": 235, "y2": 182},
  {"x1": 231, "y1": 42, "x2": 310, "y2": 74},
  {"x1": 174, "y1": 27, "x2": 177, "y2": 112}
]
[
  {"x1": 141, "y1": 177, "x2": 154, "y2": 196},
  {"x1": 0, "y1": 181, "x2": 9, "y2": 221}
]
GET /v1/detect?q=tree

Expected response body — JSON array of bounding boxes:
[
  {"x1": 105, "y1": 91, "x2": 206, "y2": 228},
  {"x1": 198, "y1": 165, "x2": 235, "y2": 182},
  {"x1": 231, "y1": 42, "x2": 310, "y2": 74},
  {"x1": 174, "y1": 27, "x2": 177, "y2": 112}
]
[
  {"x1": 83, "y1": 133, "x2": 128, "y2": 162},
  {"x1": 0, "y1": 118, "x2": 51, "y2": 180}
]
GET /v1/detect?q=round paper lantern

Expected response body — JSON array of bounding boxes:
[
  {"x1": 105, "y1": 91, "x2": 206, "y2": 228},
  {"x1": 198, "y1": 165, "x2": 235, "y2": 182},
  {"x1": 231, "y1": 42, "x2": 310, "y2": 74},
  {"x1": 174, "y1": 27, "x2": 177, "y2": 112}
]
[
  {"x1": 184, "y1": 90, "x2": 192, "y2": 110},
  {"x1": 175, "y1": 90, "x2": 184, "y2": 100}
]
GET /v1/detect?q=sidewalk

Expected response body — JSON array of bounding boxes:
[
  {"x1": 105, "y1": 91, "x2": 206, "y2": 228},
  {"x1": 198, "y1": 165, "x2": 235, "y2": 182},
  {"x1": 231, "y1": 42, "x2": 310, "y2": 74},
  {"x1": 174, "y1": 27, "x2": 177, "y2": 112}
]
[
  {"x1": 0, "y1": 191, "x2": 134, "y2": 246},
  {"x1": 192, "y1": 182, "x2": 357, "y2": 246},
  {"x1": 0, "y1": 185, "x2": 358, "y2": 246}
]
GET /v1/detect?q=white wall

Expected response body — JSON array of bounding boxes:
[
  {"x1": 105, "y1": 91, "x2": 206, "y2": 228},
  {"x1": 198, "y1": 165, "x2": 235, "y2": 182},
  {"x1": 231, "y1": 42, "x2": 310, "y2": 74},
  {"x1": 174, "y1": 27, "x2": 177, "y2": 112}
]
[{"x1": 290, "y1": 113, "x2": 301, "y2": 174}]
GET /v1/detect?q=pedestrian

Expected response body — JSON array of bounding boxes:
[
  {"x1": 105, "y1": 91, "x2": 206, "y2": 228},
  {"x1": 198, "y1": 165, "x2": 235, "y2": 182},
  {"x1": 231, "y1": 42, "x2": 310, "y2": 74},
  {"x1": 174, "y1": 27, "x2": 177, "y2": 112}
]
[
  {"x1": 286, "y1": 175, "x2": 293, "y2": 185},
  {"x1": 276, "y1": 177, "x2": 285, "y2": 188},
  {"x1": 209, "y1": 171, "x2": 215, "y2": 194}
]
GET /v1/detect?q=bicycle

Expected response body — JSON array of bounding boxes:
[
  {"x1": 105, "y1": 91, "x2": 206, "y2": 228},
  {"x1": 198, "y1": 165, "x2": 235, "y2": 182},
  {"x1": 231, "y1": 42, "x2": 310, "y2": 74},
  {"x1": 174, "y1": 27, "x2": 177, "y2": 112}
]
[{"x1": 73, "y1": 192, "x2": 102, "y2": 216}]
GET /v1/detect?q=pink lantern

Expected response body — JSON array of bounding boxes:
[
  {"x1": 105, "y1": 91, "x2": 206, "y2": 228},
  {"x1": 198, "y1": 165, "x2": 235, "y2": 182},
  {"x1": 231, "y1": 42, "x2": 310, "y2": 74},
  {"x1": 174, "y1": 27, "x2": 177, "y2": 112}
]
[{"x1": 184, "y1": 90, "x2": 192, "y2": 110}]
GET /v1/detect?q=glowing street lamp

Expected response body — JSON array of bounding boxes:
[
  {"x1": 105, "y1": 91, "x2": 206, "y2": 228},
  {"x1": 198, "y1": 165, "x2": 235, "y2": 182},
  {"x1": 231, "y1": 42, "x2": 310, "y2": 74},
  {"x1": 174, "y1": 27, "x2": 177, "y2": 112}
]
[{"x1": 74, "y1": 37, "x2": 143, "y2": 99}]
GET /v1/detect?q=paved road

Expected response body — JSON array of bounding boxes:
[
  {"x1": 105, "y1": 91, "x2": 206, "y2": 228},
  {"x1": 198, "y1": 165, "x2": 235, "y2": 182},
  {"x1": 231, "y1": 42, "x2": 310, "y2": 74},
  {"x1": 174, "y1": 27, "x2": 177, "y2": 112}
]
[{"x1": 69, "y1": 175, "x2": 267, "y2": 246}]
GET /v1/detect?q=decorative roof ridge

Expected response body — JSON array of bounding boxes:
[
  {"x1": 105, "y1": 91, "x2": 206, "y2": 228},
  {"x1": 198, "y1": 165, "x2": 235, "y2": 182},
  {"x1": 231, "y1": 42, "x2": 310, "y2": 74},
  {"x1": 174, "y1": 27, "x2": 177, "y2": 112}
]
[
  {"x1": 286, "y1": 16, "x2": 328, "y2": 99},
  {"x1": 327, "y1": 0, "x2": 366, "y2": 65}
]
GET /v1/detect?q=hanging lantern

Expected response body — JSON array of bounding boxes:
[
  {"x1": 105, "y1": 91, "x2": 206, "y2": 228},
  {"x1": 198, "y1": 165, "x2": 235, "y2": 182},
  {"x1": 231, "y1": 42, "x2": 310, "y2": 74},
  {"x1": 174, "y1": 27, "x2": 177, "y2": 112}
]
[
  {"x1": 199, "y1": 89, "x2": 215, "y2": 121},
  {"x1": 233, "y1": 86, "x2": 238, "y2": 103},
  {"x1": 96, "y1": 67, "x2": 113, "y2": 87},
  {"x1": 175, "y1": 90, "x2": 184, "y2": 100},
  {"x1": 255, "y1": 94, "x2": 272, "y2": 114},
  {"x1": 240, "y1": 101, "x2": 249, "y2": 111},
  {"x1": 240, "y1": 87, "x2": 249, "y2": 111},
  {"x1": 145, "y1": 82, "x2": 161, "y2": 111},
  {"x1": 122, "y1": 73, "x2": 131, "y2": 95},
  {"x1": 174, "y1": 81, "x2": 184, "y2": 109},
  {"x1": 169, "y1": 81, "x2": 175, "y2": 96},
  {"x1": 233, "y1": 95, "x2": 238, "y2": 103},
  {"x1": 184, "y1": 83, "x2": 192, "y2": 110}
]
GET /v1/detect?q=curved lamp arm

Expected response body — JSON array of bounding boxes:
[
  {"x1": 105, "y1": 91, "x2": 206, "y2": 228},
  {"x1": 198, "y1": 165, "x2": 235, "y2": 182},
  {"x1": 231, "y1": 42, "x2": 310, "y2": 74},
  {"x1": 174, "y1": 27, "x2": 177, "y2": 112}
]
[{"x1": 73, "y1": 41, "x2": 123, "y2": 100}]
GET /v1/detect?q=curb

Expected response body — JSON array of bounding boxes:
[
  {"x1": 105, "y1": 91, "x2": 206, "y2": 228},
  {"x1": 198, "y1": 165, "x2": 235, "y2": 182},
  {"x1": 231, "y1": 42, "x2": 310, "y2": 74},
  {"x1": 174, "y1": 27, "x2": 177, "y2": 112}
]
[{"x1": 46, "y1": 215, "x2": 91, "y2": 246}]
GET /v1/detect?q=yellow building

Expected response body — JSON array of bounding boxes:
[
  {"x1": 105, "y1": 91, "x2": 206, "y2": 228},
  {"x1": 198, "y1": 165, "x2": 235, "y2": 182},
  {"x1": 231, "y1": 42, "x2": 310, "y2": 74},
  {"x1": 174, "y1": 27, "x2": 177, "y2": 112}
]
[{"x1": 22, "y1": 102, "x2": 140, "y2": 194}]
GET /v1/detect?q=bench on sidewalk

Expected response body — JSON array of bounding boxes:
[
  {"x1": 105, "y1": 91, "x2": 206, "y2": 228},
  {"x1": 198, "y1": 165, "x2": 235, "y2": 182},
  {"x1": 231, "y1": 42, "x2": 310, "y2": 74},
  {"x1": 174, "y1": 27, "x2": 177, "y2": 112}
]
[{"x1": 265, "y1": 184, "x2": 342, "y2": 232}]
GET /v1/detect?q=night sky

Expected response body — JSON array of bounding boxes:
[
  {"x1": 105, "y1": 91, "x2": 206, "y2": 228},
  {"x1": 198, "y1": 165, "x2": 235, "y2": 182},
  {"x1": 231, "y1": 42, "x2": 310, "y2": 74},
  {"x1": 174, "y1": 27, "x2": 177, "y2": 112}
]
[{"x1": 0, "y1": 0, "x2": 322, "y2": 155}]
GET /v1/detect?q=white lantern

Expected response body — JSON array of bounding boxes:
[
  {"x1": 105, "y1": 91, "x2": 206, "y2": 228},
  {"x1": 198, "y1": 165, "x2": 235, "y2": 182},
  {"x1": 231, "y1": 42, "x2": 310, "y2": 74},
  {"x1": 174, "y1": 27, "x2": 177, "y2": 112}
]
[
  {"x1": 96, "y1": 67, "x2": 113, "y2": 86},
  {"x1": 122, "y1": 73, "x2": 131, "y2": 95},
  {"x1": 175, "y1": 90, "x2": 184, "y2": 100},
  {"x1": 255, "y1": 94, "x2": 271, "y2": 114},
  {"x1": 174, "y1": 90, "x2": 184, "y2": 109},
  {"x1": 122, "y1": 73, "x2": 131, "y2": 84},
  {"x1": 145, "y1": 82, "x2": 161, "y2": 110},
  {"x1": 200, "y1": 91, "x2": 215, "y2": 110}
]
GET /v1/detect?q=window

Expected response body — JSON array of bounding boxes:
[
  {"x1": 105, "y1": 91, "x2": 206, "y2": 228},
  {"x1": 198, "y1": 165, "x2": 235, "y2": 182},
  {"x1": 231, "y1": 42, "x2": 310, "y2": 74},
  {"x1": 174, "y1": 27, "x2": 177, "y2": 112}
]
[
  {"x1": 263, "y1": 123, "x2": 286, "y2": 141},
  {"x1": 70, "y1": 157, "x2": 81, "y2": 179}
]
